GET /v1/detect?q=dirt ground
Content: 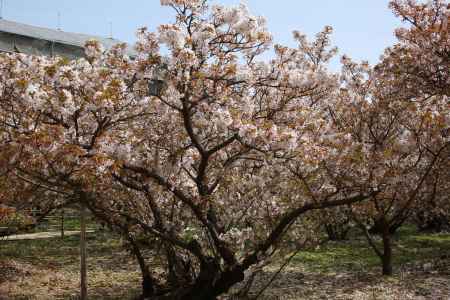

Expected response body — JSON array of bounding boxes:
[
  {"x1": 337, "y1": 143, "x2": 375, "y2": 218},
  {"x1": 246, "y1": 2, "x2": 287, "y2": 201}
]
[{"x1": 0, "y1": 230, "x2": 449, "y2": 299}]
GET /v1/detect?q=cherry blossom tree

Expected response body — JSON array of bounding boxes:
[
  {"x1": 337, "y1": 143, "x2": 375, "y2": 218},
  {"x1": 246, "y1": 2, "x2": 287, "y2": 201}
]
[
  {"x1": 3, "y1": 0, "x2": 447, "y2": 296},
  {"x1": 328, "y1": 0, "x2": 450, "y2": 276},
  {"x1": 378, "y1": 0, "x2": 450, "y2": 233},
  {"x1": 105, "y1": 1, "x2": 376, "y2": 297},
  {"x1": 0, "y1": 0, "x2": 377, "y2": 298},
  {"x1": 413, "y1": 157, "x2": 450, "y2": 232}
]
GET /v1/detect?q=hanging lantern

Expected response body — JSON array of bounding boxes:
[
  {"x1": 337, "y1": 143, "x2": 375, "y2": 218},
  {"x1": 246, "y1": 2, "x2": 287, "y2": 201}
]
[{"x1": 148, "y1": 79, "x2": 165, "y2": 97}]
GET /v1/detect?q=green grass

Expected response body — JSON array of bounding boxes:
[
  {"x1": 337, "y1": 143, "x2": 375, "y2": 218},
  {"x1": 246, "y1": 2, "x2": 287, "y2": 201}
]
[
  {"x1": 33, "y1": 214, "x2": 100, "y2": 232},
  {"x1": 294, "y1": 238, "x2": 379, "y2": 273},
  {"x1": 0, "y1": 232, "x2": 123, "y2": 269},
  {"x1": 294, "y1": 226, "x2": 450, "y2": 274}
]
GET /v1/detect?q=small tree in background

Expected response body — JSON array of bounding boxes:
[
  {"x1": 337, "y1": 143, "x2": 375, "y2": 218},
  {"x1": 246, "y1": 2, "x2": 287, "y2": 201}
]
[{"x1": 329, "y1": 0, "x2": 450, "y2": 276}]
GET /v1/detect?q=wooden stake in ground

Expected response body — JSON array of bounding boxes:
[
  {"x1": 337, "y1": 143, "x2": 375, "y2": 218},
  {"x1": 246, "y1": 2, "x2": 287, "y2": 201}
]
[
  {"x1": 60, "y1": 209, "x2": 65, "y2": 239},
  {"x1": 80, "y1": 205, "x2": 87, "y2": 300}
]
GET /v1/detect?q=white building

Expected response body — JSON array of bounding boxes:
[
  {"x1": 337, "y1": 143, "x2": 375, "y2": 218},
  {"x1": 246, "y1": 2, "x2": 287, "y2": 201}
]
[{"x1": 0, "y1": 19, "x2": 134, "y2": 59}]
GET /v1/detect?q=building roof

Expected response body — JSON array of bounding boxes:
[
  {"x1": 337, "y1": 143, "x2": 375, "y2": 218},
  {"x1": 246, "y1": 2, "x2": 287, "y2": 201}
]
[{"x1": 0, "y1": 19, "x2": 136, "y2": 57}]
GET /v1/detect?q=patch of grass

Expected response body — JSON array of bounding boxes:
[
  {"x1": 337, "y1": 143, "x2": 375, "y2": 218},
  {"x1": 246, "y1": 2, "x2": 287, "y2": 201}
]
[
  {"x1": 33, "y1": 214, "x2": 100, "y2": 232},
  {"x1": 394, "y1": 229, "x2": 450, "y2": 267},
  {"x1": 0, "y1": 233, "x2": 122, "y2": 266},
  {"x1": 294, "y1": 238, "x2": 380, "y2": 273},
  {"x1": 293, "y1": 225, "x2": 450, "y2": 274}
]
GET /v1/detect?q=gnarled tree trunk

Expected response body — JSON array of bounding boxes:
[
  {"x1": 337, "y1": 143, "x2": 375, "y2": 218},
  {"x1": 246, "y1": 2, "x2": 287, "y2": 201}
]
[{"x1": 381, "y1": 220, "x2": 393, "y2": 276}]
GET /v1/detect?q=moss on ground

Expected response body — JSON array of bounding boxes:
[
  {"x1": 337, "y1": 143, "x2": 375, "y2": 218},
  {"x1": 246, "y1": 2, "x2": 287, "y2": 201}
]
[{"x1": 294, "y1": 225, "x2": 450, "y2": 275}]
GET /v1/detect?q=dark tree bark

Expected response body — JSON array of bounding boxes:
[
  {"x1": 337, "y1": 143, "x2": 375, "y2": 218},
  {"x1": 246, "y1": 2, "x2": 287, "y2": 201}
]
[
  {"x1": 368, "y1": 215, "x2": 406, "y2": 235},
  {"x1": 353, "y1": 214, "x2": 394, "y2": 276},
  {"x1": 381, "y1": 220, "x2": 393, "y2": 276},
  {"x1": 144, "y1": 193, "x2": 377, "y2": 300},
  {"x1": 126, "y1": 236, "x2": 156, "y2": 298},
  {"x1": 84, "y1": 201, "x2": 161, "y2": 299},
  {"x1": 165, "y1": 245, "x2": 193, "y2": 286}
]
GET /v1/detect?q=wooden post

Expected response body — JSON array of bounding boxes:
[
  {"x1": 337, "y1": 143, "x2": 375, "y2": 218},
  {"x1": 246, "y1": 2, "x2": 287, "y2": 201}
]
[
  {"x1": 60, "y1": 209, "x2": 65, "y2": 239},
  {"x1": 80, "y1": 205, "x2": 87, "y2": 300}
]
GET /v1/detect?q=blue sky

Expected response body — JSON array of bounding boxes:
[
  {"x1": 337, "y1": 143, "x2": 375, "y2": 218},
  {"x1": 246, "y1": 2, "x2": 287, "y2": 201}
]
[{"x1": 2, "y1": 0, "x2": 402, "y2": 69}]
